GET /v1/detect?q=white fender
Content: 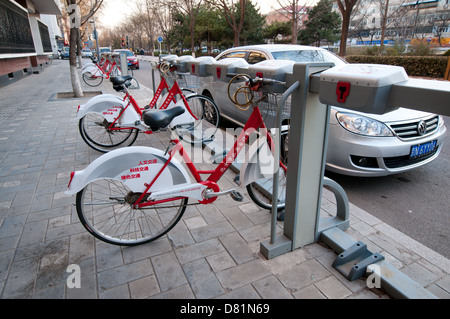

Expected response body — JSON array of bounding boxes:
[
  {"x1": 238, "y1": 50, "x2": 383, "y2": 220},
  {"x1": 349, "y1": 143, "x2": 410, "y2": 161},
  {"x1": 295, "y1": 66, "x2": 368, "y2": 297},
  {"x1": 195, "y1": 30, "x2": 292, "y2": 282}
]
[
  {"x1": 78, "y1": 94, "x2": 123, "y2": 115},
  {"x1": 82, "y1": 62, "x2": 96, "y2": 70},
  {"x1": 239, "y1": 135, "x2": 276, "y2": 186},
  {"x1": 82, "y1": 65, "x2": 103, "y2": 77},
  {"x1": 66, "y1": 146, "x2": 191, "y2": 195},
  {"x1": 76, "y1": 95, "x2": 143, "y2": 129}
]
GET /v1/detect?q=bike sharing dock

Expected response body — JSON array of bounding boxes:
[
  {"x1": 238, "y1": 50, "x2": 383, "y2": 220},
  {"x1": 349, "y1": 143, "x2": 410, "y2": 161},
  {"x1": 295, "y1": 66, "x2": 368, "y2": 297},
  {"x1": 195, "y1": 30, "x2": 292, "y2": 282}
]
[{"x1": 0, "y1": 58, "x2": 449, "y2": 300}]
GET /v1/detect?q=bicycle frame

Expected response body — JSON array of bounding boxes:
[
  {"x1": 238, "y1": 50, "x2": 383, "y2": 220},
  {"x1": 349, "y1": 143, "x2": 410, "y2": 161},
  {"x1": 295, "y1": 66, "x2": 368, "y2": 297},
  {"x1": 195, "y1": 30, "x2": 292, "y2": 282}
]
[
  {"x1": 103, "y1": 75, "x2": 198, "y2": 134},
  {"x1": 132, "y1": 104, "x2": 286, "y2": 208}
]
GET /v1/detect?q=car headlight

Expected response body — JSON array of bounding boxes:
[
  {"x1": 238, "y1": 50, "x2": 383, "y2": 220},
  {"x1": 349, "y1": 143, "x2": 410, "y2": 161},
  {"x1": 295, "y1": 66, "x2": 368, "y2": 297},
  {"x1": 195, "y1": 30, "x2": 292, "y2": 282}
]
[{"x1": 336, "y1": 112, "x2": 394, "y2": 137}]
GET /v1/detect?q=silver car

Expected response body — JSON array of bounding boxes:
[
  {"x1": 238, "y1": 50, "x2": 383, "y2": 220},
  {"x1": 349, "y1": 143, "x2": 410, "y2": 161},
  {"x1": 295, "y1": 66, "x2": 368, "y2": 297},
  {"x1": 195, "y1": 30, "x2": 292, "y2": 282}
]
[{"x1": 199, "y1": 44, "x2": 447, "y2": 177}]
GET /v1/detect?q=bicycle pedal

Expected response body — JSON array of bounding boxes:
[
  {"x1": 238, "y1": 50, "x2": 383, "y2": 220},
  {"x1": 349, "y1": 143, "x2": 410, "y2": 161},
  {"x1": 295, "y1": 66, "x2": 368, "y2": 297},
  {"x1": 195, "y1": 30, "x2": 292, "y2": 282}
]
[{"x1": 230, "y1": 190, "x2": 243, "y2": 202}]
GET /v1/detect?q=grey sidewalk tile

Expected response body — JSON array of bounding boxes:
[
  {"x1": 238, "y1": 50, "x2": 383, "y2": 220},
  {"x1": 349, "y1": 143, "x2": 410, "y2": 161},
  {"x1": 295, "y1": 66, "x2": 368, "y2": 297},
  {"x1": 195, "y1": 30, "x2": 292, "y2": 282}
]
[
  {"x1": 175, "y1": 238, "x2": 225, "y2": 264},
  {"x1": 206, "y1": 250, "x2": 237, "y2": 273},
  {"x1": 215, "y1": 284, "x2": 261, "y2": 299},
  {"x1": 252, "y1": 275, "x2": 294, "y2": 299},
  {"x1": 95, "y1": 241, "x2": 124, "y2": 272},
  {"x1": 152, "y1": 251, "x2": 187, "y2": 292},
  {"x1": 292, "y1": 284, "x2": 327, "y2": 299},
  {"x1": 189, "y1": 220, "x2": 234, "y2": 243},
  {"x1": 99, "y1": 284, "x2": 130, "y2": 299},
  {"x1": 122, "y1": 236, "x2": 173, "y2": 263},
  {"x1": 183, "y1": 258, "x2": 225, "y2": 298},
  {"x1": 129, "y1": 275, "x2": 160, "y2": 299},
  {"x1": 277, "y1": 259, "x2": 331, "y2": 291},
  {"x1": 216, "y1": 259, "x2": 271, "y2": 290},
  {"x1": 219, "y1": 232, "x2": 256, "y2": 265},
  {"x1": 314, "y1": 276, "x2": 353, "y2": 299},
  {"x1": 149, "y1": 283, "x2": 195, "y2": 299},
  {"x1": 97, "y1": 258, "x2": 153, "y2": 291}
]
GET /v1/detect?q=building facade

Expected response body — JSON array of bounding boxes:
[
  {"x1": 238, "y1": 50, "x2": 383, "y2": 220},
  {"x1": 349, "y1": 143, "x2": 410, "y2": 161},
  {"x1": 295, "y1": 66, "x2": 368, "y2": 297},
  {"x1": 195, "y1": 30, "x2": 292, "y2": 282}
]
[
  {"x1": 0, "y1": 0, "x2": 62, "y2": 87},
  {"x1": 335, "y1": 0, "x2": 450, "y2": 47}
]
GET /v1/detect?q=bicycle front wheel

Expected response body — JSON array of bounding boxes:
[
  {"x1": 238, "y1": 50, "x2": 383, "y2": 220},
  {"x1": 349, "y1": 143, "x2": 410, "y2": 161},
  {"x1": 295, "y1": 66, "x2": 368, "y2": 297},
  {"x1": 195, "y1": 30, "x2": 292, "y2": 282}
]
[
  {"x1": 175, "y1": 94, "x2": 220, "y2": 144},
  {"x1": 76, "y1": 178, "x2": 188, "y2": 246},
  {"x1": 82, "y1": 72, "x2": 103, "y2": 87},
  {"x1": 246, "y1": 130, "x2": 289, "y2": 211},
  {"x1": 79, "y1": 113, "x2": 139, "y2": 152}
]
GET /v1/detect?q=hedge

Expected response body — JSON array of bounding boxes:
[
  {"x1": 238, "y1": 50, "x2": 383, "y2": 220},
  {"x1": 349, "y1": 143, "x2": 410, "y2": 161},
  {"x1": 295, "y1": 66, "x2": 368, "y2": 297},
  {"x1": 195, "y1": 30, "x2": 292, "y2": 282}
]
[{"x1": 345, "y1": 55, "x2": 449, "y2": 78}]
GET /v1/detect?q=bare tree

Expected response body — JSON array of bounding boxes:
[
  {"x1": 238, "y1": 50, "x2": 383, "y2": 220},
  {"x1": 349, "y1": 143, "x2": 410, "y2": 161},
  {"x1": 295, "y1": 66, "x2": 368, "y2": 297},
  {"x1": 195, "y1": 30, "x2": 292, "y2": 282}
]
[
  {"x1": 336, "y1": 0, "x2": 359, "y2": 56},
  {"x1": 65, "y1": 0, "x2": 103, "y2": 97},
  {"x1": 206, "y1": 0, "x2": 247, "y2": 47},
  {"x1": 134, "y1": 0, "x2": 161, "y2": 55},
  {"x1": 275, "y1": 0, "x2": 313, "y2": 44},
  {"x1": 154, "y1": 0, "x2": 177, "y2": 51},
  {"x1": 176, "y1": 0, "x2": 203, "y2": 53}
]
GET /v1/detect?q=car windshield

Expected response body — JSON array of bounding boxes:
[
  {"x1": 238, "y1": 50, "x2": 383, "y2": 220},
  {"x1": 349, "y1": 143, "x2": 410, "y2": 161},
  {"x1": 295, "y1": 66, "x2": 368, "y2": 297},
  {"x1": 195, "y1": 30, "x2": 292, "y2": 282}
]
[{"x1": 272, "y1": 50, "x2": 345, "y2": 66}]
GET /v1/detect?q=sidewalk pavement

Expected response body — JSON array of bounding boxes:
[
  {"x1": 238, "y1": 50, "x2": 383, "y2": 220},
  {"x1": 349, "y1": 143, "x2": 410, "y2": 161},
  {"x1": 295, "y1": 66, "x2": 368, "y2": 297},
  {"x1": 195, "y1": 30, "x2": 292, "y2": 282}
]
[{"x1": 0, "y1": 59, "x2": 449, "y2": 299}]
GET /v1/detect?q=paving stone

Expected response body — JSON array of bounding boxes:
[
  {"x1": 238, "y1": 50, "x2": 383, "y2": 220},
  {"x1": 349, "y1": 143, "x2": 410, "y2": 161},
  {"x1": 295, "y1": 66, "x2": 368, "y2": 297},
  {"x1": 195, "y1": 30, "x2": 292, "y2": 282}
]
[
  {"x1": 175, "y1": 238, "x2": 225, "y2": 264},
  {"x1": 183, "y1": 258, "x2": 224, "y2": 298},
  {"x1": 97, "y1": 258, "x2": 153, "y2": 291},
  {"x1": 219, "y1": 232, "x2": 256, "y2": 264},
  {"x1": 277, "y1": 259, "x2": 331, "y2": 291},
  {"x1": 315, "y1": 276, "x2": 352, "y2": 299},
  {"x1": 216, "y1": 259, "x2": 271, "y2": 290},
  {"x1": 152, "y1": 251, "x2": 187, "y2": 292},
  {"x1": 252, "y1": 275, "x2": 293, "y2": 299},
  {"x1": 129, "y1": 275, "x2": 160, "y2": 299}
]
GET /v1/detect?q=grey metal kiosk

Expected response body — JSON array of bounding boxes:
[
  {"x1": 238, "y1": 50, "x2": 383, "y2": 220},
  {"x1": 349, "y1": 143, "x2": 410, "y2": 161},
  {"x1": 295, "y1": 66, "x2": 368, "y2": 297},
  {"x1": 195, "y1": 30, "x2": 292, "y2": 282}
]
[
  {"x1": 166, "y1": 55, "x2": 450, "y2": 298},
  {"x1": 261, "y1": 62, "x2": 450, "y2": 299}
]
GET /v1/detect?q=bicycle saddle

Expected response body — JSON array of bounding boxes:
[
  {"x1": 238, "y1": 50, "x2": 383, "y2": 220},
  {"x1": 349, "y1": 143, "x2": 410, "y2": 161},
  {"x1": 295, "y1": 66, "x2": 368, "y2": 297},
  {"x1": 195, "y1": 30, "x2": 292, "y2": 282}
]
[
  {"x1": 143, "y1": 106, "x2": 185, "y2": 131},
  {"x1": 110, "y1": 76, "x2": 133, "y2": 92},
  {"x1": 110, "y1": 75, "x2": 133, "y2": 86}
]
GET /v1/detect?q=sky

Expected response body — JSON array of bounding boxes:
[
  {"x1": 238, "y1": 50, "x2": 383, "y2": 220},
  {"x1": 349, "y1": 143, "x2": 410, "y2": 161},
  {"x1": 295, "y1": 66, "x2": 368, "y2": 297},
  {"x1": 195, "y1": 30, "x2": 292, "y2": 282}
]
[{"x1": 97, "y1": 0, "x2": 293, "y2": 29}]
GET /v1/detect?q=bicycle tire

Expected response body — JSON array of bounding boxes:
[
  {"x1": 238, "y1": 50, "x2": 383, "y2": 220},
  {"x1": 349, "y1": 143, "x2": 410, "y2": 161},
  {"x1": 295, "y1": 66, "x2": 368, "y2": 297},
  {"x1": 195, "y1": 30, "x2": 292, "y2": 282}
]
[
  {"x1": 79, "y1": 113, "x2": 139, "y2": 153},
  {"x1": 76, "y1": 178, "x2": 188, "y2": 246},
  {"x1": 246, "y1": 130, "x2": 289, "y2": 211},
  {"x1": 175, "y1": 94, "x2": 220, "y2": 144},
  {"x1": 82, "y1": 72, "x2": 104, "y2": 87}
]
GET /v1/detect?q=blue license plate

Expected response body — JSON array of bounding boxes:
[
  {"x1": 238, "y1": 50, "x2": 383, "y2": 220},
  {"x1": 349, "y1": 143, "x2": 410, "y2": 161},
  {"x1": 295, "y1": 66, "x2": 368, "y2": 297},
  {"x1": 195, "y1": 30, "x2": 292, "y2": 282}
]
[{"x1": 410, "y1": 140, "x2": 437, "y2": 159}]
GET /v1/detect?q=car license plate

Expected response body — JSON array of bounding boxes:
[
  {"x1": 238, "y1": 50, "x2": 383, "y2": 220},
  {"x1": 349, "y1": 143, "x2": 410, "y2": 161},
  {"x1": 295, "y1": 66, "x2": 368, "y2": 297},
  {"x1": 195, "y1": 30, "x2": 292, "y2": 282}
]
[{"x1": 410, "y1": 140, "x2": 437, "y2": 159}]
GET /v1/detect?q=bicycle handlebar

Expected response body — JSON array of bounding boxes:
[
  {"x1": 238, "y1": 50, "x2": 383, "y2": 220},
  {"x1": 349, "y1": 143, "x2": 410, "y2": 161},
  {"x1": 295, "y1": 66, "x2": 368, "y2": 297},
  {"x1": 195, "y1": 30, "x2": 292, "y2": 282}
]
[{"x1": 226, "y1": 73, "x2": 286, "y2": 88}]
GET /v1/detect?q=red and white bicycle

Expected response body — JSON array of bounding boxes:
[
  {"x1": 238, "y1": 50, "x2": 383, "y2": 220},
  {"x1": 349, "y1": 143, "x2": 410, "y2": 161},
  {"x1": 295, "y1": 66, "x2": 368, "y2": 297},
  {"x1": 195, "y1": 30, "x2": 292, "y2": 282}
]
[
  {"x1": 78, "y1": 61, "x2": 220, "y2": 152},
  {"x1": 66, "y1": 73, "x2": 289, "y2": 246}
]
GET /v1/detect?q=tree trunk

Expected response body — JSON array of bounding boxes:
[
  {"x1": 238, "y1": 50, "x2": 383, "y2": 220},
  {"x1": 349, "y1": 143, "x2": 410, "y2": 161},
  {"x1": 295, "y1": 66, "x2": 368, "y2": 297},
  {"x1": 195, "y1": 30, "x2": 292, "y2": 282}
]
[
  {"x1": 69, "y1": 26, "x2": 83, "y2": 97},
  {"x1": 339, "y1": 14, "x2": 349, "y2": 57}
]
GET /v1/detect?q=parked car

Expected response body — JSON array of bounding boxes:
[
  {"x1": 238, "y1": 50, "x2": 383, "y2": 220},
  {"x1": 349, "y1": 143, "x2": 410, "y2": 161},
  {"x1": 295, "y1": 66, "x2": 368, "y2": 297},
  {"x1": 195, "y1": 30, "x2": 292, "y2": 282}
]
[
  {"x1": 99, "y1": 47, "x2": 112, "y2": 56},
  {"x1": 60, "y1": 46, "x2": 70, "y2": 59},
  {"x1": 81, "y1": 49, "x2": 93, "y2": 58},
  {"x1": 114, "y1": 49, "x2": 140, "y2": 69},
  {"x1": 199, "y1": 44, "x2": 447, "y2": 177}
]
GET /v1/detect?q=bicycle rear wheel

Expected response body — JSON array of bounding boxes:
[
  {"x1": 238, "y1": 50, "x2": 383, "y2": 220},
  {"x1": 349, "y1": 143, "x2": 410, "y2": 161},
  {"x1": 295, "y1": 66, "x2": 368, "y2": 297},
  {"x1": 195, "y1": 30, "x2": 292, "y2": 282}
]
[
  {"x1": 76, "y1": 178, "x2": 188, "y2": 246},
  {"x1": 246, "y1": 130, "x2": 289, "y2": 211},
  {"x1": 82, "y1": 72, "x2": 104, "y2": 87},
  {"x1": 79, "y1": 113, "x2": 139, "y2": 153},
  {"x1": 175, "y1": 94, "x2": 220, "y2": 144}
]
